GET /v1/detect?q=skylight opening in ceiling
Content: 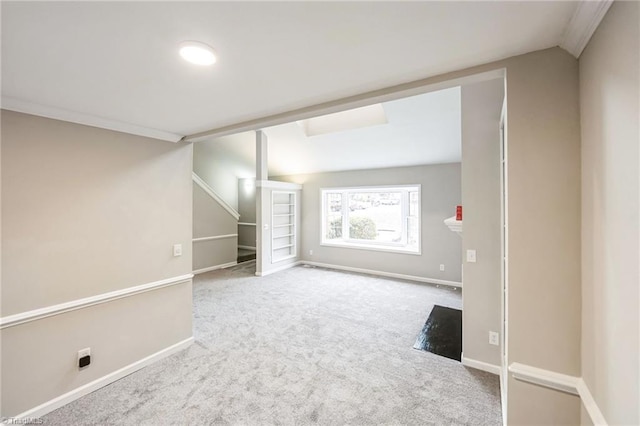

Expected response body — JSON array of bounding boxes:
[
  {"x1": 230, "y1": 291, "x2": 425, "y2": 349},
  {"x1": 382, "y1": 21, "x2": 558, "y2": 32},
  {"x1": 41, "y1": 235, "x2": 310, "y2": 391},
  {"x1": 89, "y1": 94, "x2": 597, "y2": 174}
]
[{"x1": 297, "y1": 103, "x2": 387, "y2": 137}]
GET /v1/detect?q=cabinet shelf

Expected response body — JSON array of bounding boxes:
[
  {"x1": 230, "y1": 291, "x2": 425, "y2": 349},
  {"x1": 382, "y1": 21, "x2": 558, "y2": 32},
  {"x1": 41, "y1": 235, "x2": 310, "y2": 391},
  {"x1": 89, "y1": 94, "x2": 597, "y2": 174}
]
[
  {"x1": 272, "y1": 191, "x2": 296, "y2": 263},
  {"x1": 274, "y1": 244, "x2": 294, "y2": 250}
]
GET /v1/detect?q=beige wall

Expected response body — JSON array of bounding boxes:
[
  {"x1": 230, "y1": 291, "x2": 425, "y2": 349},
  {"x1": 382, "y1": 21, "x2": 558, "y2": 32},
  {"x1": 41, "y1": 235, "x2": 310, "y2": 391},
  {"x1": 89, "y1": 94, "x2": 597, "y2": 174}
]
[
  {"x1": 192, "y1": 183, "x2": 238, "y2": 271},
  {"x1": 276, "y1": 164, "x2": 463, "y2": 282},
  {"x1": 1, "y1": 283, "x2": 192, "y2": 416},
  {"x1": 579, "y1": 1, "x2": 640, "y2": 424},
  {"x1": 238, "y1": 178, "x2": 257, "y2": 248},
  {"x1": 193, "y1": 139, "x2": 239, "y2": 210},
  {"x1": 238, "y1": 225, "x2": 257, "y2": 249},
  {"x1": 504, "y1": 47, "x2": 582, "y2": 425},
  {"x1": 193, "y1": 183, "x2": 238, "y2": 238},
  {"x1": 1, "y1": 111, "x2": 193, "y2": 416},
  {"x1": 461, "y1": 78, "x2": 504, "y2": 367}
]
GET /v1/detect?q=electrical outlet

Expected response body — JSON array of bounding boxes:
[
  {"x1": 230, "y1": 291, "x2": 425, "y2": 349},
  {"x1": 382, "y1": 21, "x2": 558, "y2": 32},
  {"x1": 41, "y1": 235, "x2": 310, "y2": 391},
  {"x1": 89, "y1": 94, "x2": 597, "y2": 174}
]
[
  {"x1": 466, "y1": 249, "x2": 477, "y2": 263},
  {"x1": 173, "y1": 244, "x2": 182, "y2": 257},
  {"x1": 78, "y1": 347, "x2": 91, "y2": 369},
  {"x1": 309, "y1": 249, "x2": 313, "y2": 256},
  {"x1": 489, "y1": 331, "x2": 499, "y2": 346},
  {"x1": 439, "y1": 264, "x2": 445, "y2": 271}
]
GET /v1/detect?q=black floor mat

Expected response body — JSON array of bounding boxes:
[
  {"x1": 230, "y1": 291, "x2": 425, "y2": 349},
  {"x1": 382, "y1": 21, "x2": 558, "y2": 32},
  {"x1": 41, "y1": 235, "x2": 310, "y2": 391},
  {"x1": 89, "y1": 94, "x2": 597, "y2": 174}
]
[{"x1": 413, "y1": 305, "x2": 462, "y2": 361}]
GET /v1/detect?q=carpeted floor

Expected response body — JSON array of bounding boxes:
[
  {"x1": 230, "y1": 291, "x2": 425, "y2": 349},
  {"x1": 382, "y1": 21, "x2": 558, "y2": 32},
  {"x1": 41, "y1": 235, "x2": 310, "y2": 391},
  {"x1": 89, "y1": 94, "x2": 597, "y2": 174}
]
[{"x1": 43, "y1": 262, "x2": 502, "y2": 425}]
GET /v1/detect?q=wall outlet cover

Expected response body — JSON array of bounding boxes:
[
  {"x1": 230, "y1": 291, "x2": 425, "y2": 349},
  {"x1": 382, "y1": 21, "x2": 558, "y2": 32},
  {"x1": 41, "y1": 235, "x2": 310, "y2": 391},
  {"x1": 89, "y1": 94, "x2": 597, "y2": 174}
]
[
  {"x1": 489, "y1": 331, "x2": 499, "y2": 346},
  {"x1": 78, "y1": 348, "x2": 91, "y2": 369}
]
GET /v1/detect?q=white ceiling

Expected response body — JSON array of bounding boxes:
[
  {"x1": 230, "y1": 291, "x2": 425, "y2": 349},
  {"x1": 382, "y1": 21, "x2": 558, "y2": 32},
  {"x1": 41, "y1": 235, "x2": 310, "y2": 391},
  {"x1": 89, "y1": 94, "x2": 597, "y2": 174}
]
[
  {"x1": 1, "y1": 1, "x2": 579, "y2": 138},
  {"x1": 201, "y1": 86, "x2": 461, "y2": 177},
  {"x1": 267, "y1": 87, "x2": 461, "y2": 175}
]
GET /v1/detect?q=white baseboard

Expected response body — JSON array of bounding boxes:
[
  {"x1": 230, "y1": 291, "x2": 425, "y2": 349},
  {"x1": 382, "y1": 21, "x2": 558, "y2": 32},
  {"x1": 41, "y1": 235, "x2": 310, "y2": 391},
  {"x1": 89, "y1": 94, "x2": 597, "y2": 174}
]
[
  {"x1": 193, "y1": 261, "x2": 237, "y2": 275},
  {"x1": 461, "y1": 354, "x2": 501, "y2": 375},
  {"x1": 301, "y1": 261, "x2": 462, "y2": 288},
  {"x1": 255, "y1": 261, "x2": 302, "y2": 277},
  {"x1": 10, "y1": 337, "x2": 194, "y2": 421},
  {"x1": 238, "y1": 245, "x2": 256, "y2": 251}
]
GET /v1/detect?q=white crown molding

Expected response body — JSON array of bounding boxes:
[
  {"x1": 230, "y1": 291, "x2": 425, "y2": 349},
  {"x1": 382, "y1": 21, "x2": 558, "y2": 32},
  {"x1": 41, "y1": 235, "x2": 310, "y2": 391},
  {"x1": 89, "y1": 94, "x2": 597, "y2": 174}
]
[
  {"x1": 8, "y1": 337, "x2": 193, "y2": 421},
  {"x1": 0, "y1": 274, "x2": 194, "y2": 329},
  {"x1": 560, "y1": 0, "x2": 613, "y2": 58},
  {"x1": 1, "y1": 96, "x2": 183, "y2": 143},
  {"x1": 192, "y1": 172, "x2": 241, "y2": 220}
]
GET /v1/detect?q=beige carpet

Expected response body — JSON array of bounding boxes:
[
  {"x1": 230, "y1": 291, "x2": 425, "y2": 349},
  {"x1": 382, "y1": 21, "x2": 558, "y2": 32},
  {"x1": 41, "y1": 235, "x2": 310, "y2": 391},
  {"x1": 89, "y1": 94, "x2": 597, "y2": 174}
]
[{"x1": 43, "y1": 262, "x2": 502, "y2": 425}]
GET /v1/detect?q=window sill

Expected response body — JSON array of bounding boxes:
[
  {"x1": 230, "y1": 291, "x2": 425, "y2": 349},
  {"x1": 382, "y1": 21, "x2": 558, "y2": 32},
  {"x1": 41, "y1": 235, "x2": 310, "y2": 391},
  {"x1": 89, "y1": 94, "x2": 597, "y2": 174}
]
[{"x1": 320, "y1": 241, "x2": 421, "y2": 256}]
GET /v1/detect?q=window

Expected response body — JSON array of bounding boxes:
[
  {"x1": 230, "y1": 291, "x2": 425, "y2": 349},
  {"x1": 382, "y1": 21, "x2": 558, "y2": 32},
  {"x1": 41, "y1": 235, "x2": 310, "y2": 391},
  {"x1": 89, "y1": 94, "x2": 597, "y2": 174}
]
[{"x1": 321, "y1": 185, "x2": 420, "y2": 254}]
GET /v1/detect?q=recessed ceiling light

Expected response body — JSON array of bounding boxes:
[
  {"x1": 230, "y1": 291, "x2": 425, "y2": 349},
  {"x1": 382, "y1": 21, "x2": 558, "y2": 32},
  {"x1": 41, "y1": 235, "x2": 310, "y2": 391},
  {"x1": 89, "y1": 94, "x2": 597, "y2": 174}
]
[{"x1": 179, "y1": 41, "x2": 217, "y2": 66}]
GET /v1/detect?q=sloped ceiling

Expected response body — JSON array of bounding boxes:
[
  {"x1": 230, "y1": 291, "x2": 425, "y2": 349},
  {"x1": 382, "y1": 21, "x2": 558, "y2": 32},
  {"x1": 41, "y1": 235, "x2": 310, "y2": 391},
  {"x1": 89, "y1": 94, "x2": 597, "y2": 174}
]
[
  {"x1": 201, "y1": 86, "x2": 461, "y2": 177},
  {"x1": 1, "y1": 1, "x2": 578, "y2": 138}
]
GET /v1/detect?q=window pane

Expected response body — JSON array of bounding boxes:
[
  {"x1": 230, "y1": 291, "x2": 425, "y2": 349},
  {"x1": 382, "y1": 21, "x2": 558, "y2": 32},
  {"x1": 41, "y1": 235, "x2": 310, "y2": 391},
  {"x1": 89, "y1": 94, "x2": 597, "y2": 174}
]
[
  {"x1": 325, "y1": 193, "x2": 342, "y2": 240},
  {"x1": 408, "y1": 191, "x2": 419, "y2": 249},
  {"x1": 348, "y1": 192, "x2": 402, "y2": 242},
  {"x1": 409, "y1": 191, "x2": 419, "y2": 216},
  {"x1": 407, "y1": 216, "x2": 419, "y2": 249}
]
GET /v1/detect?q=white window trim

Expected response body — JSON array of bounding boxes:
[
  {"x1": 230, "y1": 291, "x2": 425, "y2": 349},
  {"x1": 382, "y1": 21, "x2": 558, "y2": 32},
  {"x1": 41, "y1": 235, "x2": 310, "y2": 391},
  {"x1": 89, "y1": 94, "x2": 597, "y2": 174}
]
[{"x1": 320, "y1": 185, "x2": 421, "y2": 255}]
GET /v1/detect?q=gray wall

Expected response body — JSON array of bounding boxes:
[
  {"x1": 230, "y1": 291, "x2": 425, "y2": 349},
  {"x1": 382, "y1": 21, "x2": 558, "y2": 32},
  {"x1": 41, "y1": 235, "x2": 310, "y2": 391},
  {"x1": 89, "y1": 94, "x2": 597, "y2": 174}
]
[
  {"x1": 192, "y1": 182, "x2": 238, "y2": 271},
  {"x1": 579, "y1": 2, "x2": 639, "y2": 424},
  {"x1": 461, "y1": 78, "x2": 504, "y2": 368},
  {"x1": 276, "y1": 164, "x2": 462, "y2": 283},
  {"x1": 238, "y1": 178, "x2": 257, "y2": 249},
  {"x1": 1, "y1": 111, "x2": 193, "y2": 416},
  {"x1": 193, "y1": 139, "x2": 240, "y2": 210}
]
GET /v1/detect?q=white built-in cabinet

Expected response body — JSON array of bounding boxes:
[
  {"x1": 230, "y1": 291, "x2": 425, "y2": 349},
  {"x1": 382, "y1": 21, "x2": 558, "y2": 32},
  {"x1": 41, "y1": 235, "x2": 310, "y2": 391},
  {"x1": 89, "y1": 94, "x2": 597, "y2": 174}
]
[{"x1": 271, "y1": 191, "x2": 296, "y2": 263}]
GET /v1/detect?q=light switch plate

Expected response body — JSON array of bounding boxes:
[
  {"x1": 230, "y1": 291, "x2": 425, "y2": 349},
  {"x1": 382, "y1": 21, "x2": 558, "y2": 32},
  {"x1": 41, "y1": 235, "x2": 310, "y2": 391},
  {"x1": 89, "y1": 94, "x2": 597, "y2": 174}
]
[
  {"x1": 466, "y1": 249, "x2": 477, "y2": 263},
  {"x1": 173, "y1": 244, "x2": 182, "y2": 257}
]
